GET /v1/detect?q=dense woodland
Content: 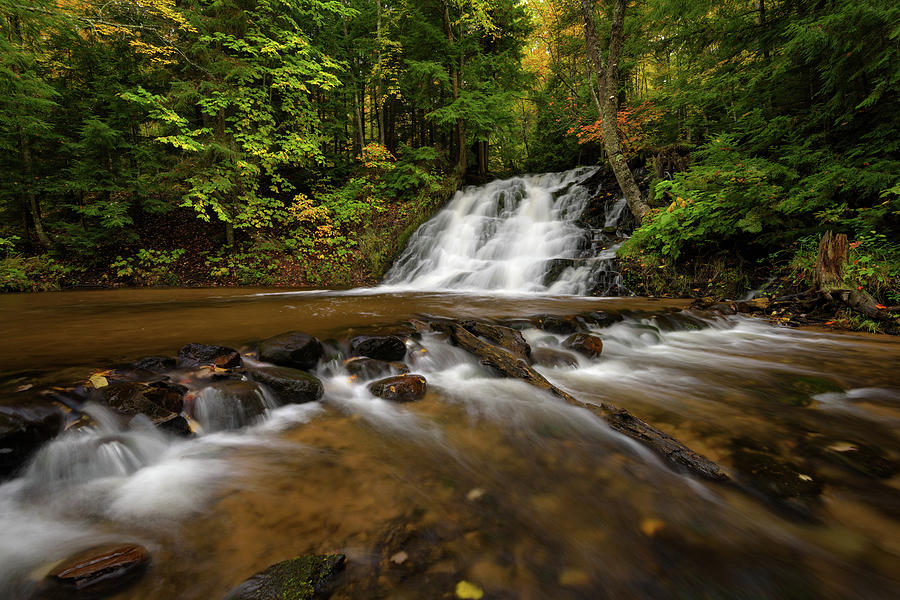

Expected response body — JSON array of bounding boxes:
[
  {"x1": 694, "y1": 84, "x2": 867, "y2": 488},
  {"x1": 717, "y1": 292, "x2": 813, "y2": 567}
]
[{"x1": 1, "y1": 1, "x2": 898, "y2": 319}]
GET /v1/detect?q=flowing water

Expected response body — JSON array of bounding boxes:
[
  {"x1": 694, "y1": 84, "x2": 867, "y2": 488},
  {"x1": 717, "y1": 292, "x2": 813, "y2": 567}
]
[{"x1": 1, "y1": 169, "x2": 900, "y2": 599}]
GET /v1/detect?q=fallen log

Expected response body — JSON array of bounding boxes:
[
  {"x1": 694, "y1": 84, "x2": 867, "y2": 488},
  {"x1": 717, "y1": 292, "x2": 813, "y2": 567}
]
[{"x1": 438, "y1": 320, "x2": 728, "y2": 481}]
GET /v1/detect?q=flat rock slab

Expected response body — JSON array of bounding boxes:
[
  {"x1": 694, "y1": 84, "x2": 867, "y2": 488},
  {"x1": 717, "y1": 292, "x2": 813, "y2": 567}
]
[
  {"x1": 369, "y1": 375, "x2": 427, "y2": 403},
  {"x1": 224, "y1": 554, "x2": 347, "y2": 600},
  {"x1": 42, "y1": 543, "x2": 150, "y2": 598},
  {"x1": 258, "y1": 332, "x2": 323, "y2": 370}
]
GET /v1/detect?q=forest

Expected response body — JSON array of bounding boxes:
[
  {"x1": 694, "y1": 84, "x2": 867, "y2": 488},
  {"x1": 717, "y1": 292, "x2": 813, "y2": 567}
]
[{"x1": 2, "y1": 0, "x2": 899, "y2": 318}]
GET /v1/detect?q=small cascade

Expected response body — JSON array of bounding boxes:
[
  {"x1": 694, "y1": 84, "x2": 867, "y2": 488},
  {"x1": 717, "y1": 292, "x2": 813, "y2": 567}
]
[
  {"x1": 191, "y1": 380, "x2": 279, "y2": 433},
  {"x1": 383, "y1": 166, "x2": 633, "y2": 295}
]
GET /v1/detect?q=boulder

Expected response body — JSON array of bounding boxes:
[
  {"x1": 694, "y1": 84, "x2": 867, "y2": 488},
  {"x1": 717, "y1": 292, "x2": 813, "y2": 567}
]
[
  {"x1": 224, "y1": 554, "x2": 346, "y2": 600},
  {"x1": 191, "y1": 380, "x2": 272, "y2": 431},
  {"x1": 369, "y1": 375, "x2": 427, "y2": 403},
  {"x1": 142, "y1": 381, "x2": 187, "y2": 414},
  {"x1": 0, "y1": 395, "x2": 64, "y2": 478},
  {"x1": 535, "y1": 314, "x2": 579, "y2": 335},
  {"x1": 531, "y1": 348, "x2": 579, "y2": 369},
  {"x1": 735, "y1": 298, "x2": 771, "y2": 314},
  {"x1": 177, "y1": 343, "x2": 243, "y2": 369},
  {"x1": 258, "y1": 332, "x2": 323, "y2": 370},
  {"x1": 42, "y1": 543, "x2": 150, "y2": 598},
  {"x1": 349, "y1": 335, "x2": 407, "y2": 362},
  {"x1": 562, "y1": 333, "x2": 603, "y2": 358},
  {"x1": 344, "y1": 357, "x2": 409, "y2": 380},
  {"x1": 248, "y1": 365, "x2": 324, "y2": 404}
]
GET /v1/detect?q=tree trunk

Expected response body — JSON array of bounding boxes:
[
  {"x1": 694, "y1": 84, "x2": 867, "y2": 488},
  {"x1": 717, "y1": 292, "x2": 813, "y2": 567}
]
[
  {"x1": 813, "y1": 231, "x2": 848, "y2": 291},
  {"x1": 22, "y1": 137, "x2": 52, "y2": 250},
  {"x1": 443, "y1": 1, "x2": 466, "y2": 176},
  {"x1": 580, "y1": 0, "x2": 650, "y2": 224},
  {"x1": 376, "y1": 0, "x2": 385, "y2": 147}
]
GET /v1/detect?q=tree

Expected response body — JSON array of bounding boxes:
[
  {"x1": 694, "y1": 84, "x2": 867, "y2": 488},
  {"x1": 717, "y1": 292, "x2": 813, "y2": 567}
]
[{"x1": 580, "y1": 0, "x2": 649, "y2": 223}]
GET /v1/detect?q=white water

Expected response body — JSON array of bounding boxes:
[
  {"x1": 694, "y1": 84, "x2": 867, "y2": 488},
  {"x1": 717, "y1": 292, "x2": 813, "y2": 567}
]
[{"x1": 383, "y1": 167, "x2": 630, "y2": 295}]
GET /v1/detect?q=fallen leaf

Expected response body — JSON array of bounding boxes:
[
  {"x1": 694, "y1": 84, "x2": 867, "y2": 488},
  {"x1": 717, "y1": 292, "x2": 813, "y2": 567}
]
[
  {"x1": 390, "y1": 551, "x2": 408, "y2": 565},
  {"x1": 640, "y1": 518, "x2": 665, "y2": 536},
  {"x1": 455, "y1": 580, "x2": 484, "y2": 599},
  {"x1": 466, "y1": 488, "x2": 485, "y2": 501},
  {"x1": 89, "y1": 374, "x2": 109, "y2": 388}
]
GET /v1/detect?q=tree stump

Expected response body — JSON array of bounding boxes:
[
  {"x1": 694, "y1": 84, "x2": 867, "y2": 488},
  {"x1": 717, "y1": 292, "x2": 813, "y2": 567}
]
[{"x1": 813, "y1": 231, "x2": 848, "y2": 291}]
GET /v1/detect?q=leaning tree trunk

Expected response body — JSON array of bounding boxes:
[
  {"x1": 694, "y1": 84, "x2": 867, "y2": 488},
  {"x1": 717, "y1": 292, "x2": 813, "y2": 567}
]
[{"x1": 580, "y1": 0, "x2": 650, "y2": 224}]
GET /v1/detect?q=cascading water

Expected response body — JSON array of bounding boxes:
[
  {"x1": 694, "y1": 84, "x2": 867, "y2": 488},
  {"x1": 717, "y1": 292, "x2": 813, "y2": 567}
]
[{"x1": 383, "y1": 166, "x2": 632, "y2": 295}]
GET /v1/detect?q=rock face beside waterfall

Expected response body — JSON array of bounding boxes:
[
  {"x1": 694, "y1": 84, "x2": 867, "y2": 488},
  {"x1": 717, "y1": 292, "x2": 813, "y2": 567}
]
[{"x1": 382, "y1": 166, "x2": 632, "y2": 295}]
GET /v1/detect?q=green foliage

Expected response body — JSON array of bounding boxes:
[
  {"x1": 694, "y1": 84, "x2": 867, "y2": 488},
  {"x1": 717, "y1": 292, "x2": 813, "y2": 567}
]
[
  {"x1": 0, "y1": 254, "x2": 73, "y2": 292},
  {"x1": 111, "y1": 248, "x2": 185, "y2": 286},
  {"x1": 204, "y1": 247, "x2": 279, "y2": 286}
]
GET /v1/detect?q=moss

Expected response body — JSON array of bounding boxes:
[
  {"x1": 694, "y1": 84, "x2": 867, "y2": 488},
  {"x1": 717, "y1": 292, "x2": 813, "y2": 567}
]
[{"x1": 224, "y1": 553, "x2": 347, "y2": 600}]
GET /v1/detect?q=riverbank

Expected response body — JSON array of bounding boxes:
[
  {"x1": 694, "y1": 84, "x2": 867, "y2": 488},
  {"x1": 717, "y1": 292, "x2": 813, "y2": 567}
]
[{"x1": 1, "y1": 175, "x2": 460, "y2": 293}]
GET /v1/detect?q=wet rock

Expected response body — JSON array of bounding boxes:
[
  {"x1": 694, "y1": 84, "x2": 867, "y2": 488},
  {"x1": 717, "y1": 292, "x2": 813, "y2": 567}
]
[
  {"x1": 0, "y1": 395, "x2": 64, "y2": 478},
  {"x1": 344, "y1": 357, "x2": 409, "y2": 380},
  {"x1": 530, "y1": 348, "x2": 579, "y2": 369},
  {"x1": 96, "y1": 382, "x2": 182, "y2": 422},
  {"x1": 177, "y1": 343, "x2": 243, "y2": 369},
  {"x1": 542, "y1": 259, "x2": 577, "y2": 286},
  {"x1": 192, "y1": 380, "x2": 271, "y2": 431},
  {"x1": 562, "y1": 333, "x2": 603, "y2": 358},
  {"x1": 535, "y1": 315, "x2": 579, "y2": 335},
  {"x1": 155, "y1": 414, "x2": 193, "y2": 437},
  {"x1": 369, "y1": 374, "x2": 427, "y2": 403},
  {"x1": 735, "y1": 298, "x2": 771, "y2": 314},
  {"x1": 349, "y1": 335, "x2": 407, "y2": 362},
  {"x1": 457, "y1": 320, "x2": 531, "y2": 361},
  {"x1": 42, "y1": 543, "x2": 150, "y2": 598},
  {"x1": 142, "y1": 381, "x2": 187, "y2": 414},
  {"x1": 224, "y1": 554, "x2": 347, "y2": 600},
  {"x1": 133, "y1": 356, "x2": 177, "y2": 373},
  {"x1": 249, "y1": 365, "x2": 324, "y2": 404},
  {"x1": 731, "y1": 445, "x2": 822, "y2": 500},
  {"x1": 710, "y1": 303, "x2": 736, "y2": 315},
  {"x1": 582, "y1": 311, "x2": 623, "y2": 328},
  {"x1": 258, "y1": 331, "x2": 323, "y2": 370}
]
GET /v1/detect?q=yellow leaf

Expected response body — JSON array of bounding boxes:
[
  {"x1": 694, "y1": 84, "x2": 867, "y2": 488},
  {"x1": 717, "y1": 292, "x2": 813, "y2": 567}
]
[
  {"x1": 455, "y1": 581, "x2": 484, "y2": 599},
  {"x1": 89, "y1": 374, "x2": 109, "y2": 388}
]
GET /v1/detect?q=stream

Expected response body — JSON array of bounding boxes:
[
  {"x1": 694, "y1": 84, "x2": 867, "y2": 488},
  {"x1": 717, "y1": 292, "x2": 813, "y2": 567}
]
[{"x1": 1, "y1": 169, "x2": 900, "y2": 599}]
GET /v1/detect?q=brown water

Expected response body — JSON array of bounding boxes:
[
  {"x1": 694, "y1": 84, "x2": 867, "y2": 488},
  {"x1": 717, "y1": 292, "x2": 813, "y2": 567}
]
[{"x1": 2, "y1": 288, "x2": 900, "y2": 599}]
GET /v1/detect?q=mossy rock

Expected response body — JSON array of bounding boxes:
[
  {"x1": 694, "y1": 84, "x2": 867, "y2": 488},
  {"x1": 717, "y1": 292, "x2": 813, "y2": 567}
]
[
  {"x1": 764, "y1": 375, "x2": 843, "y2": 407},
  {"x1": 224, "y1": 554, "x2": 347, "y2": 600},
  {"x1": 731, "y1": 446, "x2": 822, "y2": 500}
]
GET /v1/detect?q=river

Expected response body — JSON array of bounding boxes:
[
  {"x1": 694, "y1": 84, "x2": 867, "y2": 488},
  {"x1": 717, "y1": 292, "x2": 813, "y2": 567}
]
[{"x1": 1, "y1": 169, "x2": 899, "y2": 599}]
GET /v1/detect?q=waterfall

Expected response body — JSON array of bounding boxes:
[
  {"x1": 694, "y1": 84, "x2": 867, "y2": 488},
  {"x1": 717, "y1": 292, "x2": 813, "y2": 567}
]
[{"x1": 382, "y1": 167, "x2": 632, "y2": 295}]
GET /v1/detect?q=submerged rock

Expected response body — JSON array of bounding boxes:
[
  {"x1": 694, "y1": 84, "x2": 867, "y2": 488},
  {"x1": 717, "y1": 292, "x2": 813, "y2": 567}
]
[
  {"x1": 562, "y1": 333, "x2": 603, "y2": 358},
  {"x1": 369, "y1": 374, "x2": 427, "y2": 403},
  {"x1": 42, "y1": 543, "x2": 150, "y2": 598},
  {"x1": 258, "y1": 332, "x2": 323, "y2": 370},
  {"x1": 731, "y1": 444, "x2": 822, "y2": 500},
  {"x1": 349, "y1": 335, "x2": 407, "y2": 361},
  {"x1": 0, "y1": 395, "x2": 64, "y2": 478},
  {"x1": 798, "y1": 435, "x2": 898, "y2": 479},
  {"x1": 249, "y1": 365, "x2": 324, "y2": 404},
  {"x1": 224, "y1": 553, "x2": 347, "y2": 600},
  {"x1": 344, "y1": 357, "x2": 409, "y2": 380},
  {"x1": 531, "y1": 347, "x2": 579, "y2": 369},
  {"x1": 178, "y1": 343, "x2": 243, "y2": 369}
]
